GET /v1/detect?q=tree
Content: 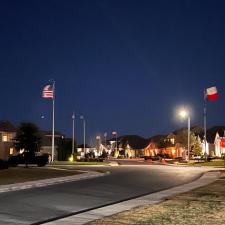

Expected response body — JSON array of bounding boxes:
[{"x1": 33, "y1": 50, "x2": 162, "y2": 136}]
[
  {"x1": 175, "y1": 130, "x2": 196, "y2": 149},
  {"x1": 57, "y1": 138, "x2": 77, "y2": 161},
  {"x1": 14, "y1": 122, "x2": 42, "y2": 167},
  {"x1": 192, "y1": 136, "x2": 203, "y2": 157}
]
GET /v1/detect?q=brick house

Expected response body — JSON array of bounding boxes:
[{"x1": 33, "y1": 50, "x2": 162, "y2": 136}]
[{"x1": 0, "y1": 121, "x2": 17, "y2": 160}]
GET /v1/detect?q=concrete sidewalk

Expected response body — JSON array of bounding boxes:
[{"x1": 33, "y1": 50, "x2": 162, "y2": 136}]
[
  {"x1": 0, "y1": 170, "x2": 109, "y2": 193},
  {"x1": 43, "y1": 170, "x2": 221, "y2": 225}
]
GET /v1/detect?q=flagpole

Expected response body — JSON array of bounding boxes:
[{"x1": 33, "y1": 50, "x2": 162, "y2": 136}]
[
  {"x1": 204, "y1": 89, "x2": 207, "y2": 160},
  {"x1": 84, "y1": 118, "x2": 86, "y2": 155},
  {"x1": 52, "y1": 81, "x2": 55, "y2": 163},
  {"x1": 72, "y1": 112, "x2": 75, "y2": 155}
]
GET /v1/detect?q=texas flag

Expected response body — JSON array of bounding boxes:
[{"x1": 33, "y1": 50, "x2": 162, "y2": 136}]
[{"x1": 206, "y1": 86, "x2": 218, "y2": 101}]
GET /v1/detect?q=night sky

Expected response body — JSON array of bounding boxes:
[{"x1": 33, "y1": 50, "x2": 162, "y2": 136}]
[{"x1": 1, "y1": 0, "x2": 225, "y2": 144}]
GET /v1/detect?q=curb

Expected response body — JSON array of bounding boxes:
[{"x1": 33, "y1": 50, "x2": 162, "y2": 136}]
[
  {"x1": 42, "y1": 170, "x2": 221, "y2": 225},
  {"x1": 108, "y1": 161, "x2": 119, "y2": 166},
  {"x1": 0, "y1": 171, "x2": 109, "y2": 194}
]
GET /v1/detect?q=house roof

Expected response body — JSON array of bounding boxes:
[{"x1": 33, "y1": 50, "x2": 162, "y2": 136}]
[
  {"x1": 167, "y1": 133, "x2": 176, "y2": 138},
  {"x1": 206, "y1": 126, "x2": 225, "y2": 143},
  {"x1": 0, "y1": 121, "x2": 17, "y2": 132},
  {"x1": 116, "y1": 135, "x2": 149, "y2": 149},
  {"x1": 149, "y1": 134, "x2": 167, "y2": 143},
  {"x1": 40, "y1": 131, "x2": 65, "y2": 146},
  {"x1": 41, "y1": 130, "x2": 65, "y2": 138}
]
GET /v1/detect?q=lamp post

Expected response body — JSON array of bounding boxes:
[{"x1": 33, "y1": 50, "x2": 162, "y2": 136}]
[
  {"x1": 179, "y1": 109, "x2": 191, "y2": 161},
  {"x1": 80, "y1": 115, "x2": 86, "y2": 156},
  {"x1": 104, "y1": 132, "x2": 107, "y2": 146},
  {"x1": 112, "y1": 131, "x2": 118, "y2": 151}
]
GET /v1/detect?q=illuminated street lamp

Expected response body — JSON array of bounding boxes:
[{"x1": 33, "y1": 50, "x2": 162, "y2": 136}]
[{"x1": 179, "y1": 109, "x2": 191, "y2": 161}]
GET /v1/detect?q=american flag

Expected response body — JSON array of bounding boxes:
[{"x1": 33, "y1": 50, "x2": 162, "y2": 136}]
[{"x1": 42, "y1": 85, "x2": 54, "y2": 99}]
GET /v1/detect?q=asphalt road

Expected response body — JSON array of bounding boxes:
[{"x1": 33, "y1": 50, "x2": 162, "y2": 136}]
[{"x1": 0, "y1": 164, "x2": 205, "y2": 225}]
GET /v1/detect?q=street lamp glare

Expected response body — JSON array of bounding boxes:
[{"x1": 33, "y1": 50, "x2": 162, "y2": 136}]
[
  {"x1": 179, "y1": 110, "x2": 188, "y2": 119},
  {"x1": 177, "y1": 107, "x2": 191, "y2": 162}
]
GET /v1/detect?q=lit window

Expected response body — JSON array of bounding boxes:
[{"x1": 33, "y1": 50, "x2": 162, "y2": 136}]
[
  {"x1": 171, "y1": 138, "x2": 175, "y2": 144},
  {"x1": 2, "y1": 135, "x2": 8, "y2": 142},
  {"x1": 10, "y1": 148, "x2": 14, "y2": 155}
]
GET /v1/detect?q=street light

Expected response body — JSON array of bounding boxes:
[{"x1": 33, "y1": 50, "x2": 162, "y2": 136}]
[
  {"x1": 112, "y1": 131, "x2": 118, "y2": 151},
  {"x1": 179, "y1": 109, "x2": 191, "y2": 161},
  {"x1": 80, "y1": 115, "x2": 86, "y2": 156},
  {"x1": 104, "y1": 132, "x2": 107, "y2": 146}
]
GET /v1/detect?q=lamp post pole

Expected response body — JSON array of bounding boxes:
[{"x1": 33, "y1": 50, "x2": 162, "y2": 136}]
[
  {"x1": 112, "y1": 131, "x2": 117, "y2": 151},
  {"x1": 179, "y1": 109, "x2": 191, "y2": 162},
  {"x1": 187, "y1": 115, "x2": 191, "y2": 161},
  {"x1": 104, "y1": 132, "x2": 107, "y2": 146}
]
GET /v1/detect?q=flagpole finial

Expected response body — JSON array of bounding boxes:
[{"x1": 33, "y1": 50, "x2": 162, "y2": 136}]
[{"x1": 49, "y1": 78, "x2": 55, "y2": 84}]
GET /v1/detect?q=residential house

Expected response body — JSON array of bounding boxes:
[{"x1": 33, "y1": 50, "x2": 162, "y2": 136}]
[
  {"x1": 40, "y1": 131, "x2": 65, "y2": 160},
  {"x1": 214, "y1": 133, "x2": 224, "y2": 157},
  {"x1": 144, "y1": 142, "x2": 159, "y2": 156},
  {"x1": 116, "y1": 135, "x2": 149, "y2": 157},
  {"x1": 0, "y1": 121, "x2": 17, "y2": 160},
  {"x1": 144, "y1": 134, "x2": 185, "y2": 159},
  {"x1": 202, "y1": 126, "x2": 225, "y2": 157}
]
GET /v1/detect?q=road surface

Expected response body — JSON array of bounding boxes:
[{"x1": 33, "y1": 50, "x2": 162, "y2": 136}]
[{"x1": 0, "y1": 164, "x2": 205, "y2": 225}]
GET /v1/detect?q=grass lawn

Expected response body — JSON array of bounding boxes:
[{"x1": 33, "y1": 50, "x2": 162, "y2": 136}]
[
  {"x1": 0, "y1": 167, "x2": 83, "y2": 185},
  {"x1": 52, "y1": 161, "x2": 109, "y2": 166},
  {"x1": 185, "y1": 160, "x2": 225, "y2": 167},
  {"x1": 90, "y1": 171, "x2": 225, "y2": 225}
]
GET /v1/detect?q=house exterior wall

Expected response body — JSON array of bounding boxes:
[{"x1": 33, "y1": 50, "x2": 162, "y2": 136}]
[
  {"x1": 143, "y1": 141, "x2": 185, "y2": 159},
  {"x1": 202, "y1": 142, "x2": 219, "y2": 157},
  {"x1": 144, "y1": 143, "x2": 158, "y2": 156},
  {"x1": 0, "y1": 131, "x2": 16, "y2": 160},
  {"x1": 214, "y1": 134, "x2": 225, "y2": 157}
]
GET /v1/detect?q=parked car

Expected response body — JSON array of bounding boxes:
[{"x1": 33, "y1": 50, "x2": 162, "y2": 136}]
[{"x1": 8, "y1": 152, "x2": 49, "y2": 167}]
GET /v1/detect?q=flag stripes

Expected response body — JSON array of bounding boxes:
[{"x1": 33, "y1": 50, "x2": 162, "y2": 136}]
[{"x1": 42, "y1": 85, "x2": 54, "y2": 99}]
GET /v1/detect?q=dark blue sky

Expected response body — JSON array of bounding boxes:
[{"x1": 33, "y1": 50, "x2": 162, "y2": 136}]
[{"x1": 0, "y1": 0, "x2": 225, "y2": 144}]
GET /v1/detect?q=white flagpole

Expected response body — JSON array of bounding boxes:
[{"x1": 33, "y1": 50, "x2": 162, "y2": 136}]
[
  {"x1": 204, "y1": 89, "x2": 207, "y2": 159},
  {"x1": 84, "y1": 118, "x2": 86, "y2": 155},
  {"x1": 51, "y1": 81, "x2": 55, "y2": 162},
  {"x1": 72, "y1": 112, "x2": 75, "y2": 155}
]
